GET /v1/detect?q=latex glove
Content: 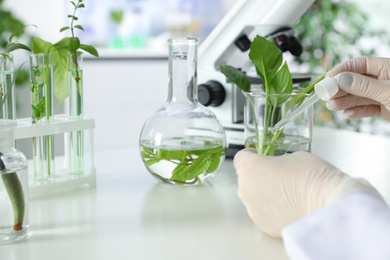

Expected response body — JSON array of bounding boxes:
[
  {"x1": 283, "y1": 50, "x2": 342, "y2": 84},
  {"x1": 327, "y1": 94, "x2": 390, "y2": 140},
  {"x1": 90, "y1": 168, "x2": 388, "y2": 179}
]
[
  {"x1": 325, "y1": 56, "x2": 390, "y2": 121},
  {"x1": 234, "y1": 148, "x2": 383, "y2": 238}
]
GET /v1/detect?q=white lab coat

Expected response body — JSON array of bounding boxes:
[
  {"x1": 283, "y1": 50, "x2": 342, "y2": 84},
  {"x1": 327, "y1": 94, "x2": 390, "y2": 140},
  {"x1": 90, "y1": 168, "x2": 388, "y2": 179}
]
[{"x1": 282, "y1": 192, "x2": 390, "y2": 260}]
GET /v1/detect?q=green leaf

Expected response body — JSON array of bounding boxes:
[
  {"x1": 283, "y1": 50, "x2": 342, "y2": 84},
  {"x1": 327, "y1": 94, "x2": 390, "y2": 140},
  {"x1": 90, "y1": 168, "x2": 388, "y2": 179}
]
[
  {"x1": 8, "y1": 24, "x2": 37, "y2": 43},
  {"x1": 140, "y1": 146, "x2": 157, "y2": 159},
  {"x1": 79, "y1": 44, "x2": 99, "y2": 57},
  {"x1": 206, "y1": 153, "x2": 221, "y2": 173},
  {"x1": 52, "y1": 37, "x2": 71, "y2": 104},
  {"x1": 4, "y1": 43, "x2": 31, "y2": 53},
  {"x1": 69, "y1": 37, "x2": 80, "y2": 52},
  {"x1": 31, "y1": 37, "x2": 53, "y2": 54},
  {"x1": 31, "y1": 98, "x2": 46, "y2": 121},
  {"x1": 185, "y1": 153, "x2": 212, "y2": 179},
  {"x1": 248, "y1": 36, "x2": 283, "y2": 86},
  {"x1": 269, "y1": 62, "x2": 293, "y2": 106},
  {"x1": 172, "y1": 151, "x2": 217, "y2": 182},
  {"x1": 220, "y1": 64, "x2": 250, "y2": 92},
  {"x1": 37, "y1": 96, "x2": 46, "y2": 110},
  {"x1": 159, "y1": 149, "x2": 186, "y2": 162},
  {"x1": 171, "y1": 164, "x2": 191, "y2": 181},
  {"x1": 78, "y1": 3, "x2": 85, "y2": 8},
  {"x1": 31, "y1": 105, "x2": 40, "y2": 121},
  {"x1": 60, "y1": 26, "x2": 70, "y2": 32},
  {"x1": 74, "y1": 25, "x2": 84, "y2": 31},
  {"x1": 271, "y1": 62, "x2": 293, "y2": 94},
  {"x1": 145, "y1": 158, "x2": 161, "y2": 167}
]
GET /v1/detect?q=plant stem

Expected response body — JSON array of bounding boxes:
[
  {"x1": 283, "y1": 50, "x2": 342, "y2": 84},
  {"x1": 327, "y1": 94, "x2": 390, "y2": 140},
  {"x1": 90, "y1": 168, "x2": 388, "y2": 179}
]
[
  {"x1": 263, "y1": 129, "x2": 283, "y2": 155},
  {"x1": 45, "y1": 65, "x2": 52, "y2": 176},
  {"x1": 0, "y1": 154, "x2": 24, "y2": 231},
  {"x1": 247, "y1": 95, "x2": 260, "y2": 153},
  {"x1": 262, "y1": 75, "x2": 271, "y2": 155}
]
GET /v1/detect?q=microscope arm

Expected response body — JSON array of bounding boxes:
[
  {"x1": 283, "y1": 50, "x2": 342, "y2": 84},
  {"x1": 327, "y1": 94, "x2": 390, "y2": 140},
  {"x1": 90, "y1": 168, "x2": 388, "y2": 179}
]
[{"x1": 198, "y1": 0, "x2": 315, "y2": 73}]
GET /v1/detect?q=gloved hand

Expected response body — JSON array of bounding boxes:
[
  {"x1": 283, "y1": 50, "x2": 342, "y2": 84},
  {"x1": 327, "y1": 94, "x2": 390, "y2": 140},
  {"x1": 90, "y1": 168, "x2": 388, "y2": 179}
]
[
  {"x1": 325, "y1": 56, "x2": 390, "y2": 121},
  {"x1": 234, "y1": 148, "x2": 383, "y2": 238}
]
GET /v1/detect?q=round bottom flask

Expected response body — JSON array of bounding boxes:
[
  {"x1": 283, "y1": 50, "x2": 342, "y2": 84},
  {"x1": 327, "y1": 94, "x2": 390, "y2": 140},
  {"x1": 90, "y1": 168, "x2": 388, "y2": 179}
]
[{"x1": 139, "y1": 38, "x2": 227, "y2": 185}]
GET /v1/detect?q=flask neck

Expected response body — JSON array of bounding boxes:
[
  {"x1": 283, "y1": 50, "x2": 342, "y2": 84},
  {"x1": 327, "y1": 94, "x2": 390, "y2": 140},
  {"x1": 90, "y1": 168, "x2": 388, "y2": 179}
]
[{"x1": 167, "y1": 38, "x2": 198, "y2": 104}]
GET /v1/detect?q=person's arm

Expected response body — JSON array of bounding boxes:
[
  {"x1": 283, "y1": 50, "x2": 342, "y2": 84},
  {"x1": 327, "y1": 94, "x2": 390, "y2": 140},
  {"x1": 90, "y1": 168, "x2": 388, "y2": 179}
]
[
  {"x1": 282, "y1": 192, "x2": 390, "y2": 260},
  {"x1": 234, "y1": 149, "x2": 383, "y2": 238}
]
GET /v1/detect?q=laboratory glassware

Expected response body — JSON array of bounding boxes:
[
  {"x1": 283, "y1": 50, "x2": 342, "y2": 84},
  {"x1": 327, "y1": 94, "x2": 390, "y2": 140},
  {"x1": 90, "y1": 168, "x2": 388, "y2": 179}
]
[
  {"x1": 67, "y1": 52, "x2": 84, "y2": 175},
  {"x1": 29, "y1": 53, "x2": 55, "y2": 180},
  {"x1": 244, "y1": 86, "x2": 313, "y2": 155},
  {"x1": 139, "y1": 38, "x2": 227, "y2": 185},
  {"x1": 0, "y1": 122, "x2": 29, "y2": 243},
  {"x1": 0, "y1": 54, "x2": 15, "y2": 120}
]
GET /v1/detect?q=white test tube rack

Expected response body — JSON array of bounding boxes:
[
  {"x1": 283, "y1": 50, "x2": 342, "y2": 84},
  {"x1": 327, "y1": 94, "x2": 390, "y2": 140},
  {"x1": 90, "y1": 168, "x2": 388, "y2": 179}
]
[{"x1": 14, "y1": 115, "x2": 96, "y2": 198}]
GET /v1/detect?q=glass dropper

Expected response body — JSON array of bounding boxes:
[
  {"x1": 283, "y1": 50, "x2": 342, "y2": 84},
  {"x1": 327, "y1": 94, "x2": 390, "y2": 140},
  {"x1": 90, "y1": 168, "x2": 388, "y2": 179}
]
[{"x1": 271, "y1": 77, "x2": 339, "y2": 133}]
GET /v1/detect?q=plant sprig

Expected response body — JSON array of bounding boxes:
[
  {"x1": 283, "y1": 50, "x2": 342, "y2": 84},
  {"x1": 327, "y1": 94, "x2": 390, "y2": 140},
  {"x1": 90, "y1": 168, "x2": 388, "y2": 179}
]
[
  {"x1": 221, "y1": 35, "x2": 319, "y2": 155},
  {"x1": 0, "y1": 29, "x2": 30, "y2": 232},
  {"x1": 32, "y1": 0, "x2": 98, "y2": 104},
  {"x1": 0, "y1": 25, "x2": 32, "y2": 59},
  {"x1": 0, "y1": 154, "x2": 25, "y2": 231},
  {"x1": 0, "y1": 27, "x2": 31, "y2": 116},
  {"x1": 140, "y1": 144, "x2": 226, "y2": 183},
  {"x1": 59, "y1": 0, "x2": 99, "y2": 57}
]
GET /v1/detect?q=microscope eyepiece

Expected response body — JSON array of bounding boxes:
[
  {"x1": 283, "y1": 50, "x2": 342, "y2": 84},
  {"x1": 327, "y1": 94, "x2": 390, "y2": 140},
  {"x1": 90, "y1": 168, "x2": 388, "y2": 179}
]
[{"x1": 267, "y1": 27, "x2": 303, "y2": 57}]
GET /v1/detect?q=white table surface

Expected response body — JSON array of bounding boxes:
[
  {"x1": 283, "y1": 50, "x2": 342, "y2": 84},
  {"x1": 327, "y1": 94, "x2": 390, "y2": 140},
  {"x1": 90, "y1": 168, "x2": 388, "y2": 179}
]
[
  {"x1": 0, "y1": 148, "x2": 288, "y2": 260},
  {"x1": 2, "y1": 126, "x2": 390, "y2": 260}
]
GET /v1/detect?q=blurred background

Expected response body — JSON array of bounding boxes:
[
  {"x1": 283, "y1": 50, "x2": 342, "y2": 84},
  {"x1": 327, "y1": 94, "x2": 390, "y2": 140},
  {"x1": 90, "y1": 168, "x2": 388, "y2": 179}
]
[{"x1": 1, "y1": 0, "x2": 390, "y2": 152}]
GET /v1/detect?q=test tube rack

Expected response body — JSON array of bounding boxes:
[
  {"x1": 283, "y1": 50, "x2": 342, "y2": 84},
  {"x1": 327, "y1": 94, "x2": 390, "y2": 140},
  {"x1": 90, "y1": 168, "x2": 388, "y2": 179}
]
[{"x1": 14, "y1": 115, "x2": 96, "y2": 198}]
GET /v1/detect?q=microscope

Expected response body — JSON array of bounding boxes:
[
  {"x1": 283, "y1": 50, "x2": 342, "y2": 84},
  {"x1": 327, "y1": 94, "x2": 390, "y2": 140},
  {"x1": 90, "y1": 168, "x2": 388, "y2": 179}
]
[{"x1": 197, "y1": 0, "x2": 315, "y2": 157}]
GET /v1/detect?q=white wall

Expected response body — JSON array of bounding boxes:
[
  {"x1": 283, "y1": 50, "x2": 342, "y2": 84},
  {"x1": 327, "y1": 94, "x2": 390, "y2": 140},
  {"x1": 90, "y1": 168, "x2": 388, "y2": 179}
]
[
  {"x1": 4, "y1": 0, "x2": 67, "y2": 43},
  {"x1": 83, "y1": 58, "x2": 168, "y2": 151}
]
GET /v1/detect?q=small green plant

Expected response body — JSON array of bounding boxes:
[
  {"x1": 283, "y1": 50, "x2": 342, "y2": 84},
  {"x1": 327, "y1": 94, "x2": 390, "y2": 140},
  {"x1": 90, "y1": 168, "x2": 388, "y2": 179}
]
[
  {"x1": 221, "y1": 35, "x2": 323, "y2": 155},
  {"x1": 32, "y1": 0, "x2": 98, "y2": 104},
  {"x1": 0, "y1": 29, "x2": 31, "y2": 112},
  {"x1": 0, "y1": 30, "x2": 30, "y2": 232},
  {"x1": 0, "y1": 153, "x2": 25, "y2": 231},
  {"x1": 140, "y1": 137, "x2": 226, "y2": 184},
  {"x1": 30, "y1": 59, "x2": 48, "y2": 123},
  {"x1": 60, "y1": 0, "x2": 98, "y2": 91}
]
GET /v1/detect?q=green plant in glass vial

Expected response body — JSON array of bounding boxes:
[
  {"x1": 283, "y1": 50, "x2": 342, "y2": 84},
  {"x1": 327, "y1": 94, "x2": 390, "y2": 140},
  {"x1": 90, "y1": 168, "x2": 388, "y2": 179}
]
[
  {"x1": 0, "y1": 29, "x2": 30, "y2": 220},
  {"x1": 0, "y1": 0, "x2": 32, "y2": 104},
  {"x1": 31, "y1": 0, "x2": 98, "y2": 105},
  {"x1": 29, "y1": 53, "x2": 55, "y2": 180},
  {"x1": 0, "y1": 29, "x2": 31, "y2": 119},
  {"x1": 0, "y1": 33, "x2": 30, "y2": 241},
  {"x1": 30, "y1": 0, "x2": 98, "y2": 176},
  {"x1": 60, "y1": 0, "x2": 98, "y2": 115},
  {"x1": 0, "y1": 123, "x2": 29, "y2": 243},
  {"x1": 221, "y1": 35, "x2": 323, "y2": 155}
]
